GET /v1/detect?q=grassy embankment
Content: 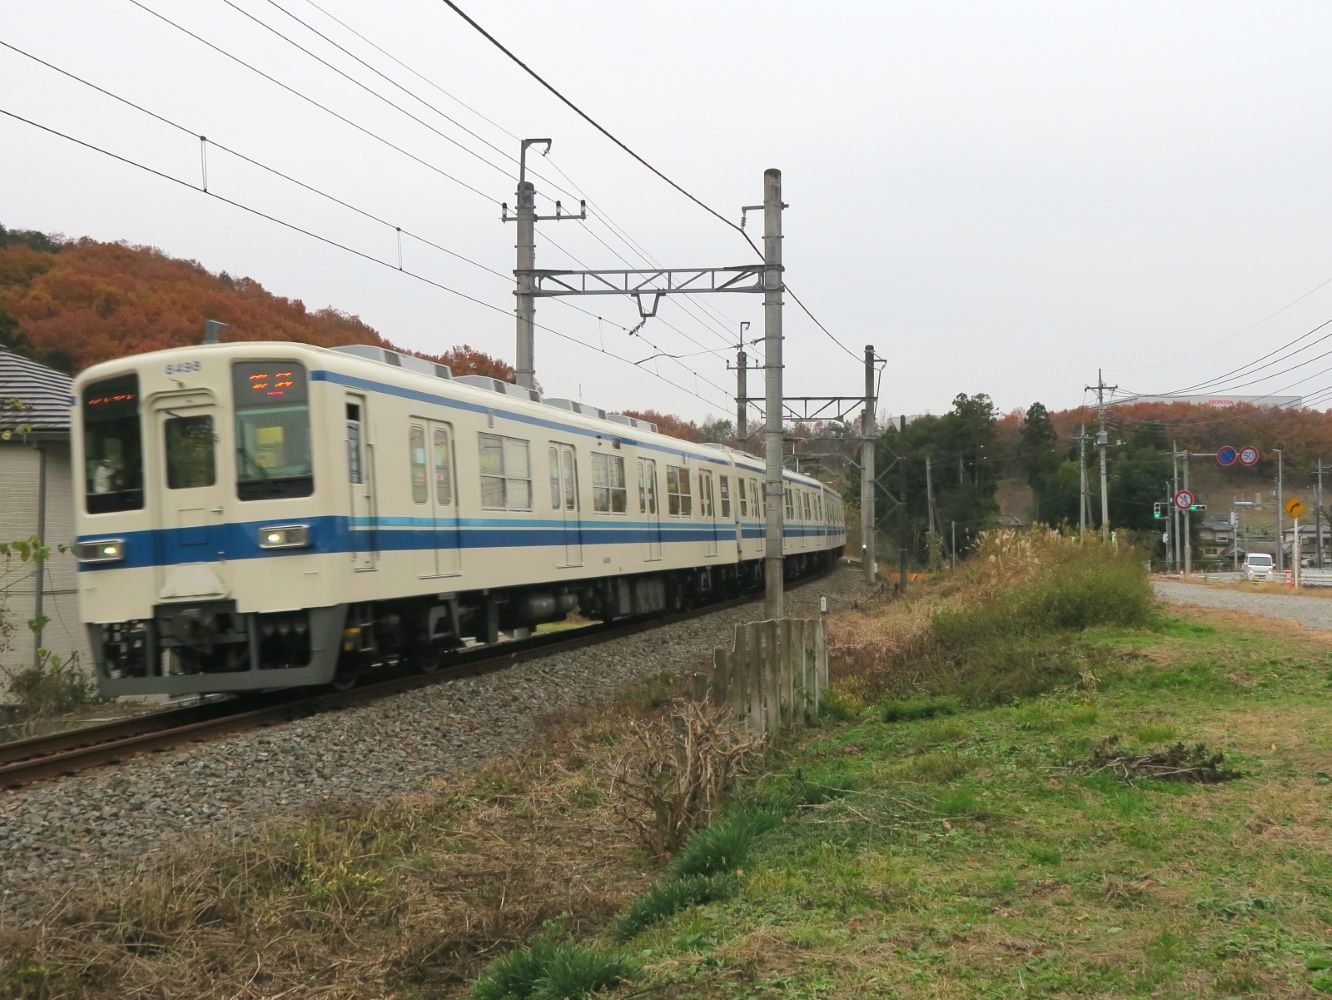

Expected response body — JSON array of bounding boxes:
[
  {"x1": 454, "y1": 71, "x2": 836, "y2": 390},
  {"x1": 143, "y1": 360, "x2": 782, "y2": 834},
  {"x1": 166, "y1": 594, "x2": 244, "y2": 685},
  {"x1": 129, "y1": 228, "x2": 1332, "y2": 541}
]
[{"x1": 2, "y1": 534, "x2": 1329, "y2": 998}]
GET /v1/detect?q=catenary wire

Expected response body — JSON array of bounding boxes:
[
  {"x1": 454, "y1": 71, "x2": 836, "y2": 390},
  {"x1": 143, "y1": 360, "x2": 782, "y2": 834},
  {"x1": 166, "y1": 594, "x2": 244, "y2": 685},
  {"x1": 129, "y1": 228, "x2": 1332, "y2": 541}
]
[
  {"x1": 0, "y1": 38, "x2": 513, "y2": 280},
  {"x1": 224, "y1": 0, "x2": 747, "y2": 363},
  {"x1": 263, "y1": 0, "x2": 744, "y2": 352},
  {"x1": 1106, "y1": 269, "x2": 1332, "y2": 375},
  {"x1": 435, "y1": 0, "x2": 862, "y2": 363},
  {"x1": 0, "y1": 106, "x2": 734, "y2": 414},
  {"x1": 125, "y1": 0, "x2": 499, "y2": 204}
]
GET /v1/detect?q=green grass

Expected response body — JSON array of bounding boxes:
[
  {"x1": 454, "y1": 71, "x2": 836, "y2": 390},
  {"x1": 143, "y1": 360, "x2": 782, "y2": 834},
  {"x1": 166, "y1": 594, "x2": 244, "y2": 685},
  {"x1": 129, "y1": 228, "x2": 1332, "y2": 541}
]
[
  {"x1": 470, "y1": 938, "x2": 639, "y2": 1000},
  {"x1": 611, "y1": 611, "x2": 1332, "y2": 998}
]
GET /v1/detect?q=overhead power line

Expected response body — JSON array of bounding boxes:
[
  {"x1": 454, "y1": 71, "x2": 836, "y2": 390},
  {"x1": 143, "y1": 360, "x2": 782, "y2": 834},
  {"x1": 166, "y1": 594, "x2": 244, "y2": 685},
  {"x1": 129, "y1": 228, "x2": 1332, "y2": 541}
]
[
  {"x1": 0, "y1": 105, "x2": 733, "y2": 414},
  {"x1": 126, "y1": 0, "x2": 499, "y2": 203},
  {"x1": 145, "y1": 0, "x2": 741, "y2": 363},
  {"x1": 437, "y1": 0, "x2": 756, "y2": 250},
  {"x1": 437, "y1": 0, "x2": 861, "y2": 365}
]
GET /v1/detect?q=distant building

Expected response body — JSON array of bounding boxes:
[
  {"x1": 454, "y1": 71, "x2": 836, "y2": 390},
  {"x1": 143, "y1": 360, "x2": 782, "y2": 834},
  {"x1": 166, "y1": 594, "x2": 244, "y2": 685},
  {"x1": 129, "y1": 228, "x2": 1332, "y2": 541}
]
[
  {"x1": 0, "y1": 346, "x2": 90, "y2": 696},
  {"x1": 1281, "y1": 522, "x2": 1330, "y2": 565},
  {"x1": 1125, "y1": 394, "x2": 1303, "y2": 409}
]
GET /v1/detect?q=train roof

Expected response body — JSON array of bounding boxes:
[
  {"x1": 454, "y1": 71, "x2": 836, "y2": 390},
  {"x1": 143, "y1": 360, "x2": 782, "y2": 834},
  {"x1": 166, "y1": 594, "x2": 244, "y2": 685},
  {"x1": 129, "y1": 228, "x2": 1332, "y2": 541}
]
[{"x1": 75, "y1": 341, "x2": 841, "y2": 495}]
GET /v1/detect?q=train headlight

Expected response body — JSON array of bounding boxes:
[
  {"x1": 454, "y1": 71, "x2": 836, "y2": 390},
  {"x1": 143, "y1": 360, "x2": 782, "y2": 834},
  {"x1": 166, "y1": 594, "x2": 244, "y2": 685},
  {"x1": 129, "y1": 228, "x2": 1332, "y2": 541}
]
[
  {"x1": 75, "y1": 539, "x2": 125, "y2": 563},
  {"x1": 258, "y1": 524, "x2": 310, "y2": 550}
]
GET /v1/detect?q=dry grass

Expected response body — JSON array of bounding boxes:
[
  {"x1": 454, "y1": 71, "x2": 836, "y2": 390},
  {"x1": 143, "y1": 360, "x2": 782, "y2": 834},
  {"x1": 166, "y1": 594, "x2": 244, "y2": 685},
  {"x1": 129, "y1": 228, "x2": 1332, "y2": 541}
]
[
  {"x1": 610, "y1": 699, "x2": 765, "y2": 857},
  {"x1": 0, "y1": 703, "x2": 671, "y2": 999}
]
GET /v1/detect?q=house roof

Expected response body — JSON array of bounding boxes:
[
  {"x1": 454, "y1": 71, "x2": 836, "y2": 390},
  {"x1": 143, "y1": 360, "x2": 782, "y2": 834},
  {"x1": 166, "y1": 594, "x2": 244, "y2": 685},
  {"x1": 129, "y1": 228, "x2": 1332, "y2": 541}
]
[{"x1": 0, "y1": 345, "x2": 72, "y2": 433}]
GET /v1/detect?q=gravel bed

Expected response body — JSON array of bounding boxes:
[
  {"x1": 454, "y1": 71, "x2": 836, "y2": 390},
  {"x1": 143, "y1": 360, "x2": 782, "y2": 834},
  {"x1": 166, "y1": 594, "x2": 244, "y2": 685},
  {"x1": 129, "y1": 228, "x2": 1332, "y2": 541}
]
[
  {"x1": 1154, "y1": 579, "x2": 1332, "y2": 631},
  {"x1": 0, "y1": 567, "x2": 868, "y2": 919}
]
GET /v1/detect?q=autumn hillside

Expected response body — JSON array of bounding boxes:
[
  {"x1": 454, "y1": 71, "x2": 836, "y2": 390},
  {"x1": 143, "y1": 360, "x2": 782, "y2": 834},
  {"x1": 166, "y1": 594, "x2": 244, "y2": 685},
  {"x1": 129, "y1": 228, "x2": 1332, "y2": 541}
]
[{"x1": 0, "y1": 224, "x2": 515, "y2": 381}]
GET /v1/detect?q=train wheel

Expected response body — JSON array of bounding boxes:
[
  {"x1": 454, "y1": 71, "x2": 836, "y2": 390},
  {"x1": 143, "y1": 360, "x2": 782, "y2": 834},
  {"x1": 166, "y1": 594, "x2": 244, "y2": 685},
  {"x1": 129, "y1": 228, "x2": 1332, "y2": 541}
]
[{"x1": 329, "y1": 663, "x2": 359, "y2": 691}]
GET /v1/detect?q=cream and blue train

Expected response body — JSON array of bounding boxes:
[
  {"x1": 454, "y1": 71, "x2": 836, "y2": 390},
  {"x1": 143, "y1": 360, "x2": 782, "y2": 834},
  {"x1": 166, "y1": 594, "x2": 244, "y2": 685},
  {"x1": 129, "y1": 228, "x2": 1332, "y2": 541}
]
[{"x1": 72, "y1": 341, "x2": 847, "y2": 696}]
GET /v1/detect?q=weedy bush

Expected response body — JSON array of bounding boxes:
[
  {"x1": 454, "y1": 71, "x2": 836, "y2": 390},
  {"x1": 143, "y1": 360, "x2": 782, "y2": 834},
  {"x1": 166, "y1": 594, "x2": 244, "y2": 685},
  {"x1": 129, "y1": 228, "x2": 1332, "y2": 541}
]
[
  {"x1": 836, "y1": 531, "x2": 1156, "y2": 706},
  {"x1": 610, "y1": 700, "x2": 765, "y2": 856},
  {"x1": 470, "y1": 938, "x2": 639, "y2": 1000},
  {"x1": 612, "y1": 872, "x2": 737, "y2": 941},
  {"x1": 2, "y1": 652, "x2": 98, "y2": 722},
  {"x1": 667, "y1": 807, "x2": 778, "y2": 879}
]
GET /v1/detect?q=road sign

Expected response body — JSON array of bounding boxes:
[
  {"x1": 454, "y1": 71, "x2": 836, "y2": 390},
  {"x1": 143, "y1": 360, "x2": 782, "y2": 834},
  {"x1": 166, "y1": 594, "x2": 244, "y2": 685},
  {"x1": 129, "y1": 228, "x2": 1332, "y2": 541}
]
[
  {"x1": 1216, "y1": 445, "x2": 1237, "y2": 466},
  {"x1": 1284, "y1": 496, "x2": 1306, "y2": 519},
  {"x1": 1239, "y1": 446, "x2": 1261, "y2": 466},
  {"x1": 1174, "y1": 489, "x2": 1194, "y2": 511}
]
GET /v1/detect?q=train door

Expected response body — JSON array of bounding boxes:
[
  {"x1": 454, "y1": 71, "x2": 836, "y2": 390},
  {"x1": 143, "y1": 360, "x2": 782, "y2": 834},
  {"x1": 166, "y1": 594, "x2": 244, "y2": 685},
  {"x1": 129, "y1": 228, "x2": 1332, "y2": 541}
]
[
  {"x1": 429, "y1": 422, "x2": 461, "y2": 575},
  {"x1": 345, "y1": 395, "x2": 376, "y2": 570},
  {"x1": 153, "y1": 396, "x2": 227, "y2": 597},
  {"x1": 549, "y1": 442, "x2": 582, "y2": 566},
  {"x1": 700, "y1": 469, "x2": 719, "y2": 558},
  {"x1": 638, "y1": 457, "x2": 662, "y2": 561},
  {"x1": 720, "y1": 474, "x2": 741, "y2": 559},
  {"x1": 410, "y1": 420, "x2": 460, "y2": 577}
]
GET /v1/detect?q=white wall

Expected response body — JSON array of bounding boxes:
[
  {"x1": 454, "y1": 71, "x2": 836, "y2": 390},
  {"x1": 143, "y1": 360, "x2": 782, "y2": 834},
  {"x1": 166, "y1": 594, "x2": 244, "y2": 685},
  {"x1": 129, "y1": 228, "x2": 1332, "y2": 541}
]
[{"x1": 0, "y1": 440, "x2": 92, "y2": 696}]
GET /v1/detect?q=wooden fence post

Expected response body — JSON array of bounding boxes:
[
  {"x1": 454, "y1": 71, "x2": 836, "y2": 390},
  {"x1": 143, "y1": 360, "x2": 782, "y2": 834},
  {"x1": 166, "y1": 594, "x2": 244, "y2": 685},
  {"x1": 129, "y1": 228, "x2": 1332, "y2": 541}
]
[{"x1": 763, "y1": 620, "x2": 781, "y2": 734}]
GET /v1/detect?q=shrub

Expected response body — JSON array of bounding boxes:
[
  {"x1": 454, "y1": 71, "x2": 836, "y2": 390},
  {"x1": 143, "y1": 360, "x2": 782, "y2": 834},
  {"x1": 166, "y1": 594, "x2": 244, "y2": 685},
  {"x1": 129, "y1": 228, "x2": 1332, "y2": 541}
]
[
  {"x1": 2, "y1": 652, "x2": 97, "y2": 721},
  {"x1": 471, "y1": 938, "x2": 638, "y2": 1000},
  {"x1": 613, "y1": 873, "x2": 736, "y2": 941},
  {"x1": 668, "y1": 808, "x2": 777, "y2": 879}
]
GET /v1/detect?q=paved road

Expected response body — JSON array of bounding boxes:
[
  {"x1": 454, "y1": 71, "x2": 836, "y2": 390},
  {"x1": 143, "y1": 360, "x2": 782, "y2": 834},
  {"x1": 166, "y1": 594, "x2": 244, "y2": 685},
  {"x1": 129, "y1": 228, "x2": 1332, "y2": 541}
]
[{"x1": 1154, "y1": 580, "x2": 1332, "y2": 631}]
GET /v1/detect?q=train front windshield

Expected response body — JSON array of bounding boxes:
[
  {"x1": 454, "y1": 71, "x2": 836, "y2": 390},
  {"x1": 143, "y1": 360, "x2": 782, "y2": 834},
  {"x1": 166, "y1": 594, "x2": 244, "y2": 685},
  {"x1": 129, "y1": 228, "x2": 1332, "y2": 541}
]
[
  {"x1": 232, "y1": 361, "x2": 314, "y2": 500},
  {"x1": 82, "y1": 374, "x2": 144, "y2": 514}
]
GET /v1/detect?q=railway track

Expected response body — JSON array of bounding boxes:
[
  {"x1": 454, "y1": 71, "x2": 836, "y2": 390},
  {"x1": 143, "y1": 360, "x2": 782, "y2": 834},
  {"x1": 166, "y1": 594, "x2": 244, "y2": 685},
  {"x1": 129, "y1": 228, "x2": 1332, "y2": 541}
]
[{"x1": 0, "y1": 591, "x2": 761, "y2": 791}]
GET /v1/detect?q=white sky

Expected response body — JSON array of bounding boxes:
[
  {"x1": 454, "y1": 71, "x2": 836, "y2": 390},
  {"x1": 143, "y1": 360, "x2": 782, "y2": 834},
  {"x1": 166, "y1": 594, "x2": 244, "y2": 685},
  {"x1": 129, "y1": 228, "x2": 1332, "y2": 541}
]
[{"x1": 3, "y1": 1, "x2": 1332, "y2": 424}]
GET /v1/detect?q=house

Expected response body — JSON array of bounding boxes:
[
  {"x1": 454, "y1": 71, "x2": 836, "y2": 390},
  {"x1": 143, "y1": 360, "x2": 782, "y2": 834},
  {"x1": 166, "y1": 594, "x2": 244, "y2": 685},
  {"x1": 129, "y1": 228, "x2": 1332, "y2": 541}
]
[
  {"x1": 0, "y1": 346, "x2": 90, "y2": 696},
  {"x1": 1197, "y1": 516, "x2": 1238, "y2": 562},
  {"x1": 1281, "y1": 522, "x2": 1330, "y2": 565}
]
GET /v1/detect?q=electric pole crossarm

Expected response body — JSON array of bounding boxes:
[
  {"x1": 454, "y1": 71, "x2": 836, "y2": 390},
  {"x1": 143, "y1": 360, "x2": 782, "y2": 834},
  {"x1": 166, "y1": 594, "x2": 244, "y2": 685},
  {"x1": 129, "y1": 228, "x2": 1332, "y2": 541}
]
[{"x1": 529, "y1": 265, "x2": 767, "y2": 297}]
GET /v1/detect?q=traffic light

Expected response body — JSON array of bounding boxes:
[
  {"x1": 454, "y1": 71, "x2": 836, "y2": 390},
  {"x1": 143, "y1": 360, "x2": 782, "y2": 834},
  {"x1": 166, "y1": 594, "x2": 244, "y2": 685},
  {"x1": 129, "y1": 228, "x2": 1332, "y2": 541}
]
[
  {"x1": 1189, "y1": 504, "x2": 1207, "y2": 512},
  {"x1": 1153, "y1": 502, "x2": 1165, "y2": 519}
]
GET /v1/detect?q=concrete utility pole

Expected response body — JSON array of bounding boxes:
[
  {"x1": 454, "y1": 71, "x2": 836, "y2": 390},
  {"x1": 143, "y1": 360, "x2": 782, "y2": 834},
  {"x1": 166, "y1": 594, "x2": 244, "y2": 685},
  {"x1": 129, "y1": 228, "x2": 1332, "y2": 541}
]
[
  {"x1": 1275, "y1": 449, "x2": 1284, "y2": 575},
  {"x1": 898, "y1": 414, "x2": 908, "y2": 593},
  {"x1": 925, "y1": 454, "x2": 937, "y2": 536},
  {"x1": 1086, "y1": 369, "x2": 1117, "y2": 538},
  {"x1": 1310, "y1": 458, "x2": 1321, "y2": 567},
  {"x1": 1183, "y1": 450, "x2": 1192, "y2": 575},
  {"x1": 1171, "y1": 441, "x2": 1181, "y2": 574},
  {"x1": 505, "y1": 139, "x2": 585, "y2": 389},
  {"x1": 1077, "y1": 424, "x2": 1089, "y2": 536},
  {"x1": 762, "y1": 168, "x2": 785, "y2": 618},
  {"x1": 861, "y1": 344, "x2": 876, "y2": 586}
]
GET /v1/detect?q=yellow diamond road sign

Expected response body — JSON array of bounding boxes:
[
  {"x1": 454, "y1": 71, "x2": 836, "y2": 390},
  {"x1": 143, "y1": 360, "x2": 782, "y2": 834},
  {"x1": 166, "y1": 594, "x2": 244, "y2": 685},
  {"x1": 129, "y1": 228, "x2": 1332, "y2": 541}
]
[{"x1": 1284, "y1": 496, "x2": 1306, "y2": 519}]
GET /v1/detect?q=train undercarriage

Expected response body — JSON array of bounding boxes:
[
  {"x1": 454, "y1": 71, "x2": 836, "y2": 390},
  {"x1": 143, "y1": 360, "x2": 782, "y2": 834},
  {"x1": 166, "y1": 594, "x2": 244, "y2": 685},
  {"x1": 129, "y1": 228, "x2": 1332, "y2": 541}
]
[{"x1": 92, "y1": 549, "x2": 842, "y2": 697}]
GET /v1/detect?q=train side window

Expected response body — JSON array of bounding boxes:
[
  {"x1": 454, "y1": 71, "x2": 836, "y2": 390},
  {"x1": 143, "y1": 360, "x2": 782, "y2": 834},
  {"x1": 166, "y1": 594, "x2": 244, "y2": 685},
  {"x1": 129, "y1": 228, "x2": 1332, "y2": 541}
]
[
  {"x1": 784, "y1": 487, "x2": 794, "y2": 519},
  {"x1": 666, "y1": 464, "x2": 692, "y2": 517},
  {"x1": 548, "y1": 446, "x2": 562, "y2": 509},
  {"x1": 164, "y1": 414, "x2": 216, "y2": 489},
  {"x1": 345, "y1": 403, "x2": 363, "y2": 485},
  {"x1": 479, "y1": 432, "x2": 532, "y2": 511},
  {"x1": 433, "y1": 426, "x2": 453, "y2": 506},
  {"x1": 410, "y1": 424, "x2": 428, "y2": 504},
  {"x1": 642, "y1": 459, "x2": 658, "y2": 514},
  {"x1": 592, "y1": 453, "x2": 627, "y2": 513},
  {"x1": 720, "y1": 475, "x2": 731, "y2": 518},
  {"x1": 738, "y1": 477, "x2": 748, "y2": 518}
]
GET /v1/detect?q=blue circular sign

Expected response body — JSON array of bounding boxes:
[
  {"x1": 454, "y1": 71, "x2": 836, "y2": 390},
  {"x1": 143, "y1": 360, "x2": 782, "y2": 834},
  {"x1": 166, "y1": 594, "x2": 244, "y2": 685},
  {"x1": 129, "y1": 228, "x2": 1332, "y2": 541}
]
[{"x1": 1216, "y1": 446, "x2": 1238, "y2": 467}]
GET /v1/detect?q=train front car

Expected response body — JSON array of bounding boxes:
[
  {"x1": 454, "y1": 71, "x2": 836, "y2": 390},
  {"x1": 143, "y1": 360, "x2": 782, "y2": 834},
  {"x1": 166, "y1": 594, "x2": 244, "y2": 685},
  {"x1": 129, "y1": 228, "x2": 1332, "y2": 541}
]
[{"x1": 74, "y1": 343, "x2": 343, "y2": 696}]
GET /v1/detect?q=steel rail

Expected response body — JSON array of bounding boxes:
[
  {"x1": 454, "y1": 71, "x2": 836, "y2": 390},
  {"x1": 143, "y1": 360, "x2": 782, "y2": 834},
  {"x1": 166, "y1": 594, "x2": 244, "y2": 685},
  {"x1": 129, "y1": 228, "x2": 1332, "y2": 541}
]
[{"x1": 0, "y1": 586, "x2": 781, "y2": 790}]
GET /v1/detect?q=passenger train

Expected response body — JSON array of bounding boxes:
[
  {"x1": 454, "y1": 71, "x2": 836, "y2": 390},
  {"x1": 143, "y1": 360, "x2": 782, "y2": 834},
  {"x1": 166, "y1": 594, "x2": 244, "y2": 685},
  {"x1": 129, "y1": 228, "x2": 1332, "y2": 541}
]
[{"x1": 71, "y1": 341, "x2": 847, "y2": 696}]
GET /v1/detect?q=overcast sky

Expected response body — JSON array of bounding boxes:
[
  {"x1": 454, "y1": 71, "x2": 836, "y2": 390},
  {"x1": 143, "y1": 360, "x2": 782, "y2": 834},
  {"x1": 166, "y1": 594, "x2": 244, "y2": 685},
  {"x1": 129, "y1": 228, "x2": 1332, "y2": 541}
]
[{"x1": 4, "y1": 1, "x2": 1332, "y2": 425}]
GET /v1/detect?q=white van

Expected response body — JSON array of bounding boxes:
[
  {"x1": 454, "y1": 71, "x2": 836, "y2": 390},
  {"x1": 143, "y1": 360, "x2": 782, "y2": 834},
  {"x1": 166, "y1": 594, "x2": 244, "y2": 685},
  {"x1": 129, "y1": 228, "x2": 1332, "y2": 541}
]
[{"x1": 1243, "y1": 553, "x2": 1274, "y2": 582}]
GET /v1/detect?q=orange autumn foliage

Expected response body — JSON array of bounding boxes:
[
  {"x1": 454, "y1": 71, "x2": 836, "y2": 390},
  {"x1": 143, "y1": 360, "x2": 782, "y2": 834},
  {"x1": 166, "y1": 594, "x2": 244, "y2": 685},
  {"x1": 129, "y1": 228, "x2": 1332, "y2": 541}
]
[{"x1": 0, "y1": 234, "x2": 515, "y2": 381}]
